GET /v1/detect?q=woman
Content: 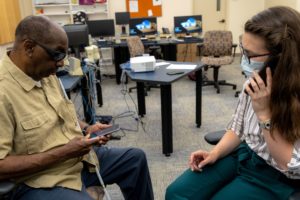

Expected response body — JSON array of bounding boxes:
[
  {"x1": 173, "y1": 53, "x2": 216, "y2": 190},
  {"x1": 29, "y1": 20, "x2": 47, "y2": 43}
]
[{"x1": 166, "y1": 6, "x2": 300, "y2": 200}]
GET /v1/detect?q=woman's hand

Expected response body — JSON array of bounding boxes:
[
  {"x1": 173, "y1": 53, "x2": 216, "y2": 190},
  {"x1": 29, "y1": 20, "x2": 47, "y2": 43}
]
[
  {"x1": 85, "y1": 122, "x2": 112, "y2": 145},
  {"x1": 245, "y1": 67, "x2": 272, "y2": 121},
  {"x1": 189, "y1": 150, "x2": 218, "y2": 172}
]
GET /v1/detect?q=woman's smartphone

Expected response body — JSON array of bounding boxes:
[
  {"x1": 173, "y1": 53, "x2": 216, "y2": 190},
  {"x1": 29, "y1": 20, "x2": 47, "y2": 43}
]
[
  {"x1": 245, "y1": 56, "x2": 279, "y2": 94},
  {"x1": 90, "y1": 124, "x2": 120, "y2": 138}
]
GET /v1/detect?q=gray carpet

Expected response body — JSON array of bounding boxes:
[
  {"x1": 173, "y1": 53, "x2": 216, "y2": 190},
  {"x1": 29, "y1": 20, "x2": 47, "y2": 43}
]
[{"x1": 72, "y1": 56, "x2": 245, "y2": 200}]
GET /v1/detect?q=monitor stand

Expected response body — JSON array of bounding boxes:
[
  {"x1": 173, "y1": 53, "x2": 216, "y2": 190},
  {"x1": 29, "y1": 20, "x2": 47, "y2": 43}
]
[
  {"x1": 121, "y1": 25, "x2": 127, "y2": 35},
  {"x1": 98, "y1": 37, "x2": 106, "y2": 42},
  {"x1": 184, "y1": 33, "x2": 192, "y2": 38},
  {"x1": 140, "y1": 34, "x2": 148, "y2": 41}
]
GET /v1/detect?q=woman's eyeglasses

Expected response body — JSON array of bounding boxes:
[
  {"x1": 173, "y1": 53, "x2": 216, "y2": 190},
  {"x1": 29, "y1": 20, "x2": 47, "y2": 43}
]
[
  {"x1": 31, "y1": 39, "x2": 66, "y2": 62},
  {"x1": 239, "y1": 43, "x2": 270, "y2": 64}
]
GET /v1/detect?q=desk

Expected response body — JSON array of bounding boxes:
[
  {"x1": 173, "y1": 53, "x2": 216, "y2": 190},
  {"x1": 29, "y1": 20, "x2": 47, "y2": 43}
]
[
  {"x1": 121, "y1": 61, "x2": 204, "y2": 156},
  {"x1": 98, "y1": 38, "x2": 202, "y2": 84}
]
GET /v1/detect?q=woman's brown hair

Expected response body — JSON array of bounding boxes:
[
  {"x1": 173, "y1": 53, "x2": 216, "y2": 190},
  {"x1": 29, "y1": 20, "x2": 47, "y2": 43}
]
[{"x1": 245, "y1": 6, "x2": 300, "y2": 143}]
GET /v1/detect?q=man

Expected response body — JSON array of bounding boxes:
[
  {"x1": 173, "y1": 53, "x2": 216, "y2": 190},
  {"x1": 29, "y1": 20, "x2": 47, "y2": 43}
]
[{"x1": 0, "y1": 16, "x2": 153, "y2": 200}]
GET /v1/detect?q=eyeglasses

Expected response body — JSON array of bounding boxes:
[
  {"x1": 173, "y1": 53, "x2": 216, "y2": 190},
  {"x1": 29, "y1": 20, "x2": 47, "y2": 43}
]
[
  {"x1": 239, "y1": 43, "x2": 270, "y2": 64},
  {"x1": 31, "y1": 39, "x2": 66, "y2": 62}
]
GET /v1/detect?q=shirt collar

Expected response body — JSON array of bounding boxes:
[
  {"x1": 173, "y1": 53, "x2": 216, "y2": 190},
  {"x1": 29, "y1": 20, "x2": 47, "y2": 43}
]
[{"x1": 3, "y1": 52, "x2": 39, "y2": 91}]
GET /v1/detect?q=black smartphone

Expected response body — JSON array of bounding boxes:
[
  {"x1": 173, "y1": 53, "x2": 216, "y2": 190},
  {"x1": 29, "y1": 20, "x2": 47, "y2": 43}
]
[
  {"x1": 162, "y1": 27, "x2": 170, "y2": 34},
  {"x1": 90, "y1": 124, "x2": 120, "y2": 138},
  {"x1": 245, "y1": 55, "x2": 279, "y2": 94}
]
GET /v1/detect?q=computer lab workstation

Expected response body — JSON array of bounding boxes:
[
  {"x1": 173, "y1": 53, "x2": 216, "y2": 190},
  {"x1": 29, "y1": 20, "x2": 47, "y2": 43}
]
[{"x1": 61, "y1": 12, "x2": 205, "y2": 156}]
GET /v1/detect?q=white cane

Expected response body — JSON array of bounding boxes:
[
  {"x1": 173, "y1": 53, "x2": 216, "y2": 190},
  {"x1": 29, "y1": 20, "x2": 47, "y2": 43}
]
[{"x1": 59, "y1": 78, "x2": 112, "y2": 200}]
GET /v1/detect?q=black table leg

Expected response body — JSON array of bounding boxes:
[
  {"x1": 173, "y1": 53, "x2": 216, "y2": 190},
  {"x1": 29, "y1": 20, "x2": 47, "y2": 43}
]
[
  {"x1": 95, "y1": 68, "x2": 103, "y2": 107},
  {"x1": 137, "y1": 82, "x2": 146, "y2": 117},
  {"x1": 160, "y1": 84, "x2": 173, "y2": 156},
  {"x1": 196, "y1": 69, "x2": 202, "y2": 128}
]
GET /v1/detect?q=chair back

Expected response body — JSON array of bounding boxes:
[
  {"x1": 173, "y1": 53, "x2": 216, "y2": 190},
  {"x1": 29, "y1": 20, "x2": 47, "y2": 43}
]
[
  {"x1": 202, "y1": 31, "x2": 233, "y2": 57},
  {"x1": 126, "y1": 36, "x2": 145, "y2": 57}
]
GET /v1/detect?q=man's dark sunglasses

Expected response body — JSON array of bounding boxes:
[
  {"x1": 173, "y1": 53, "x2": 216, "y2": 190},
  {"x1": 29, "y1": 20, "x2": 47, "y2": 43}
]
[
  {"x1": 239, "y1": 43, "x2": 270, "y2": 64},
  {"x1": 31, "y1": 40, "x2": 66, "y2": 62}
]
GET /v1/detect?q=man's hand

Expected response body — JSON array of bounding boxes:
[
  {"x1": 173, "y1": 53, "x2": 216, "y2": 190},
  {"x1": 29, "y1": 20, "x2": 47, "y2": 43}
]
[
  {"x1": 61, "y1": 136, "x2": 100, "y2": 159},
  {"x1": 85, "y1": 122, "x2": 112, "y2": 145}
]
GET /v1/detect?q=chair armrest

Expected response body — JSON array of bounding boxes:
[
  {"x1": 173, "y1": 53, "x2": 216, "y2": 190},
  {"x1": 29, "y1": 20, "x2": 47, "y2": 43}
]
[
  {"x1": 0, "y1": 181, "x2": 15, "y2": 195},
  {"x1": 204, "y1": 130, "x2": 225, "y2": 145},
  {"x1": 197, "y1": 43, "x2": 204, "y2": 56},
  {"x1": 289, "y1": 191, "x2": 300, "y2": 200},
  {"x1": 232, "y1": 43, "x2": 237, "y2": 58}
]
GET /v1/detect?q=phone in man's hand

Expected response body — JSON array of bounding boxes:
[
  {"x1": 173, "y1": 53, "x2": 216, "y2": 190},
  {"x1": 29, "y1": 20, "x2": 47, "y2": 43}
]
[{"x1": 90, "y1": 124, "x2": 120, "y2": 138}]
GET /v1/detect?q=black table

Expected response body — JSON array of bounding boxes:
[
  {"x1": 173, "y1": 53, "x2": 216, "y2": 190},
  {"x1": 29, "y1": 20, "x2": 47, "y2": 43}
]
[
  {"x1": 98, "y1": 38, "x2": 203, "y2": 84},
  {"x1": 121, "y1": 61, "x2": 204, "y2": 156}
]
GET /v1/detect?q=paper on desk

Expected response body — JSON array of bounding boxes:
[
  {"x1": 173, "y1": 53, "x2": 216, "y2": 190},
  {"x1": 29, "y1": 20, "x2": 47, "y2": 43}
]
[
  {"x1": 166, "y1": 64, "x2": 197, "y2": 70},
  {"x1": 155, "y1": 62, "x2": 170, "y2": 67}
]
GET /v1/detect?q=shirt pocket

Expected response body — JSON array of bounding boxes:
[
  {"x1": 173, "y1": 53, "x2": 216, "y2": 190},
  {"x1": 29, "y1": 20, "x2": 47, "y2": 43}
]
[{"x1": 20, "y1": 112, "x2": 49, "y2": 154}]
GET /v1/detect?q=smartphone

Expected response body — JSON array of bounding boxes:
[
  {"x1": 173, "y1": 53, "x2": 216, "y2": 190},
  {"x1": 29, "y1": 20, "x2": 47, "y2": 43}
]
[
  {"x1": 90, "y1": 124, "x2": 120, "y2": 138},
  {"x1": 245, "y1": 55, "x2": 279, "y2": 94}
]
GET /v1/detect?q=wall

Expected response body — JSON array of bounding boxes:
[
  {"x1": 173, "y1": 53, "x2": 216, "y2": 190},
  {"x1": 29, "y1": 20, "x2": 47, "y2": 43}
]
[
  {"x1": 226, "y1": 0, "x2": 265, "y2": 44},
  {"x1": 265, "y1": 0, "x2": 297, "y2": 8},
  {"x1": 109, "y1": 0, "x2": 193, "y2": 33}
]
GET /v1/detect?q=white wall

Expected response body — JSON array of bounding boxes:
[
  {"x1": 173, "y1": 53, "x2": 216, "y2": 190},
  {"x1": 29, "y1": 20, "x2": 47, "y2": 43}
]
[
  {"x1": 226, "y1": 0, "x2": 265, "y2": 44},
  {"x1": 265, "y1": 0, "x2": 297, "y2": 8}
]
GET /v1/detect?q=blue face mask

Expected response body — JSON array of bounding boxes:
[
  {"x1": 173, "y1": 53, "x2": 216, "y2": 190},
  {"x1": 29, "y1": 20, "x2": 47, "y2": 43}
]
[{"x1": 240, "y1": 55, "x2": 265, "y2": 77}]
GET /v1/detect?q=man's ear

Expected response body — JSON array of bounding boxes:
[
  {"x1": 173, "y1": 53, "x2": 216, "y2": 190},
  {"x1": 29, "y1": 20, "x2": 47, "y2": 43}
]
[{"x1": 23, "y1": 39, "x2": 35, "y2": 57}]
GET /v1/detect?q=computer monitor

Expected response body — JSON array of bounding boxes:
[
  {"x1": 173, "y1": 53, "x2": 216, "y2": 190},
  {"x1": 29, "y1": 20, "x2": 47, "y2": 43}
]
[
  {"x1": 86, "y1": 19, "x2": 115, "y2": 38},
  {"x1": 63, "y1": 24, "x2": 89, "y2": 58},
  {"x1": 115, "y1": 12, "x2": 130, "y2": 35},
  {"x1": 129, "y1": 17, "x2": 157, "y2": 36},
  {"x1": 174, "y1": 15, "x2": 202, "y2": 35}
]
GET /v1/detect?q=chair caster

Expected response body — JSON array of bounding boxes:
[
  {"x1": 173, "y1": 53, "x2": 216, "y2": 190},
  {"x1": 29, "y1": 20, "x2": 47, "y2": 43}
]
[
  {"x1": 233, "y1": 85, "x2": 237, "y2": 90},
  {"x1": 216, "y1": 89, "x2": 220, "y2": 93}
]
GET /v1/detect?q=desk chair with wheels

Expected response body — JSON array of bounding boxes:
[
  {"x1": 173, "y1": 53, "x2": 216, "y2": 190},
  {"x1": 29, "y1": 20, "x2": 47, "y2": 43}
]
[
  {"x1": 204, "y1": 130, "x2": 300, "y2": 199},
  {"x1": 199, "y1": 31, "x2": 237, "y2": 94},
  {"x1": 126, "y1": 36, "x2": 160, "y2": 93}
]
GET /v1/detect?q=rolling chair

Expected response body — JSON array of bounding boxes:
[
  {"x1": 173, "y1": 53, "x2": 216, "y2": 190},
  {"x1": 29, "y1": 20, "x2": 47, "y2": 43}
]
[
  {"x1": 204, "y1": 130, "x2": 300, "y2": 199},
  {"x1": 199, "y1": 31, "x2": 237, "y2": 94},
  {"x1": 126, "y1": 36, "x2": 160, "y2": 93}
]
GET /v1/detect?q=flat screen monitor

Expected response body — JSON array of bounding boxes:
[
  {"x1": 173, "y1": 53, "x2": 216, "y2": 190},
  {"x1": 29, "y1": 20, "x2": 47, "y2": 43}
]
[
  {"x1": 174, "y1": 15, "x2": 202, "y2": 34},
  {"x1": 63, "y1": 24, "x2": 89, "y2": 58},
  {"x1": 129, "y1": 17, "x2": 157, "y2": 36},
  {"x1": 86, "y1": 19, "x2": 115, "y2": 38},
  {"x1": 115, "y1": 12, "x2": 130, "y2": 25}
]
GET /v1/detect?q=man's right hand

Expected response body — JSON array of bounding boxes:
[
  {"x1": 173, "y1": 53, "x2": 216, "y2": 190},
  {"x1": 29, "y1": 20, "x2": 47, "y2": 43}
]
[{"x1": 61, "y1": 135, "x2": 101, "y2": 159}]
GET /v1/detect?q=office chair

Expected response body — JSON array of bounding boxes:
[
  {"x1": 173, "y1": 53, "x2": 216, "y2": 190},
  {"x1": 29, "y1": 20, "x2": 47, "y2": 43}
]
[
  {"x1": 199, "y1": 30, "x2": 237, "y2": 94},
  {"x1": 204, "y1": 130, "x2": 300, "y2": 199},
  {"x1": 0, "y1": 180, "x2": 104, "y2": 200},
  {"x1": 0, "y1": 181, "x2": 15, "y2": 199},
  {"x1": 126, "y1": 36, "x2": 160, "y2": 93}
]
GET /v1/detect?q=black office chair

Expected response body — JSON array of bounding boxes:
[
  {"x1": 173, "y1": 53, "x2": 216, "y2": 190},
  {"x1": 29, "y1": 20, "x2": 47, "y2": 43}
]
[
  {"x1": 204, "y1": 130, "x2": 300, "y2": 199},
  {"x1": 0, "y1": 181, "x2": 15, "y2": 199}
]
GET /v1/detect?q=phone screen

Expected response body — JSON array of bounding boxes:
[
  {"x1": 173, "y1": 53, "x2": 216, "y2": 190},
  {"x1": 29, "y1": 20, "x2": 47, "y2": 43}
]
[{"x1": 90, "y1": 124, "x2": 120, "y2": 138}]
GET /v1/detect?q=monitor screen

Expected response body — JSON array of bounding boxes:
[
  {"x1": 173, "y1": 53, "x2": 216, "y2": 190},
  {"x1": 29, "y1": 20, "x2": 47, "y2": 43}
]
[
  {"x1": 86, "y1": 19, "x2": 115, "y2": 37},
  {"x1": 115, "y1": 12, "x2": 130, "y2": 25},
  {"x1": 129, "y1": 17, "x2": 157, "y2": 36},
  {"x1": 174, "y1": 15, "x2": 202, "y2": 34},
  {"x1": 63, "y1": 24, "x2": 89, "y2": 48}
]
